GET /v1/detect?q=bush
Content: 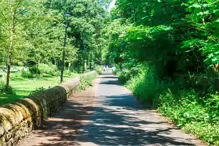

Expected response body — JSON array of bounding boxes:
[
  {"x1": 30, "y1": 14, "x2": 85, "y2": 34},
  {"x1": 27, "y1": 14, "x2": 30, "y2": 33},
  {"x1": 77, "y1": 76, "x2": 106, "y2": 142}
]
[
  {"x1": 38, "y1": 63, "x2": 58, "y2": 76},
  {"x1": 158, "y1": 91, "x2": 219, "y2": 145},
  {"x1": 21, "y1": 70, "x2": 34, "y2": 78},
  {"x1": 79, "y1": 75, "x2": 95, "y2": 91},
  {"x1": 29, "y1": 66, "x2": 40, "y2": 74},
  {"x1": 121, "y1": 62, "x2": 219, "y2": 144},
  {"x1": 28, "y1": 64, "x2": 58, "y2": 77},
  {"x1": 118, "y1": 70, "x2": 132, "y2": 84},
  {"x1": 95, "y1": 66, "x2": 103, "y2": 75},
  {"x1": 118, "y1": 64, "x2": 144, "y2": 84},
  {"x1": 0, "y1": 81, "x2": 15, "y2": 94},
  {"x1": 124, "y1": 64, "x2": 165, "y2": 107}
]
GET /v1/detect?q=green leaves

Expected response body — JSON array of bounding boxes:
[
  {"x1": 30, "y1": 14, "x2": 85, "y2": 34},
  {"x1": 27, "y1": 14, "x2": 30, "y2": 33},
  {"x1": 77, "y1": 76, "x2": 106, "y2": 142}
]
[
  {"x1": 159, "y1": 90, "x2": 219, "y2": 145},
  {"x1": 184, "y1": 0, "x2": 219, "y2": 67},
  {"x1": 105, "y1": 0, "x2": 219, "y2": 145}
]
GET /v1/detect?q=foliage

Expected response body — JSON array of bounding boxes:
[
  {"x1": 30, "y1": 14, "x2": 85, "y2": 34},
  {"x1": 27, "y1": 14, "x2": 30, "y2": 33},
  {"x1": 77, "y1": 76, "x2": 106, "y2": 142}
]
[
  {"x1": 182, "y1": 0, "x2": 219, "y2": 67},
  {"x1": 0, "y1": 81, "x2": 5, "y2": 94},
  {"x1": 21, "y1": 63, "x2": 59, "y2": 78},
  {"x1": 38, "y1": 63, "x2": 58, "y2": 76},
  {"x1": 79, "y1": 77, "x2": 94, "y2": 91},
  {"x1": 0, "y1": 81, "x2": 15, "y2": 95},
  {"x1": 159, "y1": 91, "x2": 219, "y2": 145},
  {"x1": 106, "y1": 1, "x2": 219, "y2": 144},
  {"x1": 21, "y1": 70, "x2": 35, "y2": 78},
  {"x1": 29, "y1": 66, "x2": 41, "y2": 75},
  {"x1": 95, "y1": 66, "x2": 103, "y2": 75},
  {"x1": 105, "y1": 0, "x2": 219, "y2": 76},
  {"x1": 0, "y1": 0, "x2": 108, "y2": 90},
  {"x1": 122, "y1": 64, "x2": 165, "y2": 107}
]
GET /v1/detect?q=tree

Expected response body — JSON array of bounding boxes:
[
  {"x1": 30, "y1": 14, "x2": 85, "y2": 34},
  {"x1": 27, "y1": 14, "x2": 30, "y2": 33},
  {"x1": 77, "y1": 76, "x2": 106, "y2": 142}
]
[{"x1": 0, "y1": 0, "x2": 31, "y2": 90}]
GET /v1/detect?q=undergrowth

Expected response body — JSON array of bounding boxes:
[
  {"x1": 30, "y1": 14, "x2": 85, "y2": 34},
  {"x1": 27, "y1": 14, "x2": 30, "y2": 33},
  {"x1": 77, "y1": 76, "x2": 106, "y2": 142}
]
[
  {"x1": 118, "y1": 63, "x2": 219, "y2": 145},
  {"x1": 79, "y1": 74, "x2": 96, "y2": 91},
  {"x1": 158, "y1": 91, "x2": 219, "y2": 145},
  {"x1": 120, "y1": 64, "x2": 165, "y2": 107},
  {"x1": 95, "y1": 66, "x2": 103, "y2": 75},
  {"x1": 0, "y1": 81, "x2": 15, "y2": 94}
]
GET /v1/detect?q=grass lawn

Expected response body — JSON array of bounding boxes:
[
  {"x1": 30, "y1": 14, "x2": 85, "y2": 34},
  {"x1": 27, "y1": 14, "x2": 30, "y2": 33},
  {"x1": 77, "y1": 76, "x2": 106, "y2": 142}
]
[{"x1": 0, "y1": 73, "x2": 79, "y2": 106}]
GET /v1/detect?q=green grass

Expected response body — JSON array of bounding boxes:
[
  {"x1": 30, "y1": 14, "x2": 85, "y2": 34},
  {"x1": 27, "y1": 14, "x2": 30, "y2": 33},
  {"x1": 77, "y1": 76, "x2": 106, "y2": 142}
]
[{"x1": 0, "y1": 72, "x2": 79, "y2": 106}]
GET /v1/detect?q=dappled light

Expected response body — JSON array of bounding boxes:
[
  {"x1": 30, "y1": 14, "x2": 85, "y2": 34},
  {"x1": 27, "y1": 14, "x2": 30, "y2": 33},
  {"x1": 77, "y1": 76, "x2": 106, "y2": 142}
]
[
  {"x1": 0, "y1": 0, "x2": 218, "y2": 145},
  {"x1": 17, "y1": 74, "x2": 203, "y2": 146}
]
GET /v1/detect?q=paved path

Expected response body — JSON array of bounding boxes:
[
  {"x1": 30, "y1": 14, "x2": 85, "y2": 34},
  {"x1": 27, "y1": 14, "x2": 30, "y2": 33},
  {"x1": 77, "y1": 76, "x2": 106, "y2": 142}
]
[{"x1": 18, "y1": 73, "x2": 205, "y2": 146}]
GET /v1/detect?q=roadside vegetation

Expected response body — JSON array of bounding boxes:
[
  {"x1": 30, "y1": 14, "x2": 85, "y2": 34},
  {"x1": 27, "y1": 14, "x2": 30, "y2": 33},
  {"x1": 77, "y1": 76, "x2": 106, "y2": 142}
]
[
  {"x1": 103, "y1": 0, "x2": 219, "y2": 145},
  {"x1": 0, "y1": 0, "x2": 218, "y2": 144}
]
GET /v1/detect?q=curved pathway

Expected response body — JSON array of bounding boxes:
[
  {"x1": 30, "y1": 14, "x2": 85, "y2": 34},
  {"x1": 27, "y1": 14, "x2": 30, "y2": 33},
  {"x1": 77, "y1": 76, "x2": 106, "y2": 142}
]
[{"x1": 18, "y1": 73, "x2": 205, "y2": 146}]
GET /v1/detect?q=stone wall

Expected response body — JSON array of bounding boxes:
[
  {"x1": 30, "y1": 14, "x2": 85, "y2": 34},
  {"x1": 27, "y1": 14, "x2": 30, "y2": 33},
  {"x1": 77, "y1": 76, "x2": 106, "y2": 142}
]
[{"x1": 0, "y1": 71, "x2": 97, "y2": 146}]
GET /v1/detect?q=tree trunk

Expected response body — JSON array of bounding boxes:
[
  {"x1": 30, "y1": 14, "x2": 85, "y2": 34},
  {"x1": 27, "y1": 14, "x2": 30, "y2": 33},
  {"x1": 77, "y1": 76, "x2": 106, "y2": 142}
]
[
  {"x1": 68, "y1": 62, "x2": 71, "y2": 72},
  {"x1": 82, "y1": 57, "x2": 85, "y2": 73},
  {"x1": 119, "y1": 63, "x2": 122, "y2": 71},
  {"x1": 90, "y1": 54, "x2": 92, "y2": 70},
  {"x1": 6, "y1": 12, "x2": 15, "y2": 91}
]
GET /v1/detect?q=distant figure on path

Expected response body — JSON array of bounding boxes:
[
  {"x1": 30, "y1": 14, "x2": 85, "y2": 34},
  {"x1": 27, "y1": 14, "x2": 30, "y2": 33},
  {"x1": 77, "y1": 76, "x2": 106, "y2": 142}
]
[
  {"x1": 103, "y1": 66, "x2": 107, "y2": 72},
  {"x1": 112, "y1": 66, "x2": 116, "y2": 72}
]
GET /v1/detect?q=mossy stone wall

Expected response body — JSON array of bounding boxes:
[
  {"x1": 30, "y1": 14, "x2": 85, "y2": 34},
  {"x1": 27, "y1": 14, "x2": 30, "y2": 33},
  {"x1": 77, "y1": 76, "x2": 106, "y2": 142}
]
[{"x1": 0, "y1": 71, "x2": 96, "y2": 146}]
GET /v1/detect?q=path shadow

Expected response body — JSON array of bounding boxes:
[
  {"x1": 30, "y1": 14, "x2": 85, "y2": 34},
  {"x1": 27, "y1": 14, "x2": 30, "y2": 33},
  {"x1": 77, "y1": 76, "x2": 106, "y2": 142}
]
[
  {"x1": 99, "y1": 80, "x2": 121, "y2": 86},
  {"x1": 31, "y1": 99, "x2": 95, "y2": 146},
  {"x1": 74, "y1": 94, "x2": 196, "y2": 146},
  {"x1": 25, "y1": 75, "x2": 199, "y2": 146},
  {"x1": 100, "y1": 76, "x2": 118, "y2": 79},
  {"x1": 34, "y1": 94, "x2": 197, "y2": 146}
]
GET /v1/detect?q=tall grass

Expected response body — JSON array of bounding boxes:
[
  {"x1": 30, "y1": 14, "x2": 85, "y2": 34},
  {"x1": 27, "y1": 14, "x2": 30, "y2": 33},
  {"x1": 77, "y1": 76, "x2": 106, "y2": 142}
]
[{"x1": 122, "y1": 64, "x2": 165, "y2": 107}]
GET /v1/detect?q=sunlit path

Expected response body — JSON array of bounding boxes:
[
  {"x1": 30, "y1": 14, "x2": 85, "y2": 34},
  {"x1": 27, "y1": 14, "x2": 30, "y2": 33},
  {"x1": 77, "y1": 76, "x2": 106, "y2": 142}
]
[
  {"x1": 74, "y1": 73, "x2": 204, "y2": 146},
  {"x1": 18, "y1": 73, "x2": 205, "y2": 146},
  {"x1": 1, "y1": 0, "x2": 217, "y2": 145}
]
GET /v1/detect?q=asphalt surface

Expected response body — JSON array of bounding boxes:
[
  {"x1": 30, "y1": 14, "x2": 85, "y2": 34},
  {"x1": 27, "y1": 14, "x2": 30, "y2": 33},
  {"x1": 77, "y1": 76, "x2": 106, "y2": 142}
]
[
  {"x1": 18, "y1": 73, "x2": 205, "y2": 146},
  {"x1": 74, "y1": 73, "x2": 204, "y2": 146}
]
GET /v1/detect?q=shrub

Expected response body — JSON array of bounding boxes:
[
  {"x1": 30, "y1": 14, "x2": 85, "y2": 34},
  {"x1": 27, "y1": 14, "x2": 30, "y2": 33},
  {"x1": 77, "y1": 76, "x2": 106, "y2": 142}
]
[
  {"x1": 29, "y1": 66, "x2": 40, "y2": 74},
  {"x1": 65, "y1": 71, "x2": 72, "y2": 77},
  {"x1": 28, "y1": 64, "x2": 58, "y2": 77},
  {"x1": 21, "y1": 70, "x2": 34, "y2": 78},
  {"x1": 38, "y1": 63, "x2": 58, "y2": 76},
  {"x1": 124, "y1": 64, "x2": 165, "y2": 107},
  {"x1": 118, "y1": 70, "x2": 132, "y2": 84},
  {"x1": 158, "y1": 90, "x2": 219, "y2": 145},
  {"x1": 0, "y1": 81, "x2": 15, "y2": 94},
  {"x1": 79, "y1": 75, "x2": 95, "y2": 91},
  {"x1": 95, "y1": 66, "x2": 103, "y2": 75},
  {"x1": 122, "y1": 63, "x2": 219, "y2": 144}
]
